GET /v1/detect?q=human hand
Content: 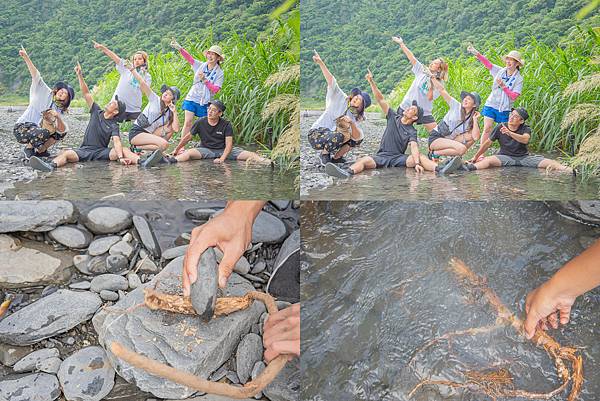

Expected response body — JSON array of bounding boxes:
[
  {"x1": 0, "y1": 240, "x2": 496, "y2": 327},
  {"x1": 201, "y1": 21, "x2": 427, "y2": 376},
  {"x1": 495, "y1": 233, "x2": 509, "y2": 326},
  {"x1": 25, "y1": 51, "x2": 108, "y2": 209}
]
[
  {"x1": 19, "y1": 46, "x2": 28, "y2": 58},
  {"x1": 392, "y1": 36, "x2": 404, "y2": 45},
  {"x1": 213, "y1": 158, "x2": 224, "y2": 164},
  {"x1": 263, "y1": 303, "x2": 301, "y2": 363},
  {"x1": 170, "y1": 38, "x2": 182, "y2": 50},
  {"x1": 500, "y1": 125, "x2": 511, "y2": 135},
  {"x1": 365, "y1": 68, "x2": 373, "y2": 82},
  {"x1": 496, "y1": 77, "x2": 505, "y2": 88},
  {"x1": 473, "y1": 110, "x2": 481, "y2": 119},
  {"x1": 467, "y1": 44, "x2": 478, "y2": 55},
  {"x1": 524, "y1": 282, "x2": 577, "y2": 339},
  {"x1": 74, "y1": 62, "x2": 82, "y2": 76},
  {"x1": 182, "y1": 203, "x2": 257, "y2": 295},
  {"x1": 92, "y1": 41, "x2": 105, "y2": 50},
  {"x1": 119, "y1": 158, "x2": 133, "y2": 165},
  {"x1": 168, "y1": 103, "x2": 176, "y2": 112},
  {"x1": 312, "y1": 49, "x2": 322, "y2": 64},
  {"x1": 415, "y1": 163, "x2": 424, "y2": 173}
]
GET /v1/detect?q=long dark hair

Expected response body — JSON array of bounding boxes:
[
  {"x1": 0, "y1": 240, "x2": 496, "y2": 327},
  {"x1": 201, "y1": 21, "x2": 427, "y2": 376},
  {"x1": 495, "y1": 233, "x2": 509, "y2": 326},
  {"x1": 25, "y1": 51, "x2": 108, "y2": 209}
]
[
  {"x1": 460, "y1": 107, "x2": 475, "y2": 132},
  {"x1": 160, "y1": 99, "x2": 174, "y2": 127}
]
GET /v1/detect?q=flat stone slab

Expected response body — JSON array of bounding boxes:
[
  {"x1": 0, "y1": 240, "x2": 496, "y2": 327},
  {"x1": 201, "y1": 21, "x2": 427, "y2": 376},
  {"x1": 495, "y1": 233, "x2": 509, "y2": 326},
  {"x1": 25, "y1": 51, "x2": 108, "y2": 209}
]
[
  {"x1": 92, "y1": 256, "x2": 265, "y2": 399},
  {"x1": 0, "y1": 289, "x2": 102, "y2": 346},
  {"x1": 132, "y1": 215, "x2": 161, "y2": 259},
  {"x1": 13, "y1": 348, "x2": 60, "y2": 372},
  {"x1": 0, "y1": 372, "x2": 61, "y2": 401},
  {"x1": 0, "y1": 201, "x2": 75, "y2": 233},
  {"x1": 58, "y1": 346, "x2": 115, "y2": 401}
]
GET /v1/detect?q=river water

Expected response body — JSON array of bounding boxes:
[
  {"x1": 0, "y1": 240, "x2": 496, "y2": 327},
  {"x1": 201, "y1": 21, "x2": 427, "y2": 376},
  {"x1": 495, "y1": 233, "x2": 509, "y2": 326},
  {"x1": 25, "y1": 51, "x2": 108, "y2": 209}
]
[
  {"x1": 301, "y1": 201, "x2": 600, "y2": 400},
  {"x1": 301, "y1": 112, "x2": 600, "y2": 201}
]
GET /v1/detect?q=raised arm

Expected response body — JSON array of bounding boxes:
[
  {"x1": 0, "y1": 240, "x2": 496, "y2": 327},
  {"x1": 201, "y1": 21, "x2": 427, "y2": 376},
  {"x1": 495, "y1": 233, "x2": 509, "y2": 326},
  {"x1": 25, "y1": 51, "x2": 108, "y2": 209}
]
[
  {"x1": 18, "y1": 47, "x2": 39, "y2": 79},
  {"x1": 170, "y1": 39, "x2": 195, "y2": 65},
  {"x1": 128, "y1": 63, "x2": 153, "y2": 97},
  {"x1": 392, "y1": 36, "x2": 417, "y2": 66},
  {"x1": 93, "y1": 41, "x2": 121, "y2": 65},
  {"x1": 74, "y1": 62, "x2": 94, "y2": 109},
  {"x1": 467, "y1": 44, "x2": 501, "y2": 75},
  {"x1": 365, "y1": 69, "x2": 389, "y2": 115},
  {"x1": 430, "y1": 77, "x2": 452, "y2": 105},
  {"x1": 312, "y1": 50, "x2": 334, "y2": 87}
]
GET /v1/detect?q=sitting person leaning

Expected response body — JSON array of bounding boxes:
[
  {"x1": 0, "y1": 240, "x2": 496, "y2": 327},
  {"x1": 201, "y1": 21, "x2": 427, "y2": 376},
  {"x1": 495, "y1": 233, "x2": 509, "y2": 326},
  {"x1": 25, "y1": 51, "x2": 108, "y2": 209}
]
[{"x1": 168, "y1": 100, "x2": 270, "y2": 164}]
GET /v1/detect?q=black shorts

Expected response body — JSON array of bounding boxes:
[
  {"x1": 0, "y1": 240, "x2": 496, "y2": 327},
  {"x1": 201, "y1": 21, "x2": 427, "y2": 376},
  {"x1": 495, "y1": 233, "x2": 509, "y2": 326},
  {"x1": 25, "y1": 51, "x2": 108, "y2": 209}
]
[
  {"x1": 428, "y1": 128, "x2": 445, "y2": 146},
  {"x1": 372, "y1": 152, "x2": 408, "y2": 168},
  {"x1": 129, "y1": 124, "x2": 149, "y2": 141},
  {"x1": 121, "y1": 111, "x2": 141, "y2": 122},
  {"x1": 74, "y1": 147, "x2": 112, "y2": 162},
  {"x1": 397, "y1": 108, "x2": 435, "y2": 125}
]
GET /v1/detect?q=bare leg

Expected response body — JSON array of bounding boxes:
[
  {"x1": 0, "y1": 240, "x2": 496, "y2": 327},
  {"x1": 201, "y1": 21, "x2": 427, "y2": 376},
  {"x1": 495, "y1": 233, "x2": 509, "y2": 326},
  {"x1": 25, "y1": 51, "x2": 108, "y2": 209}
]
[
  {"x1": 52, "y1": 149, "x2": 79, "y2": 168},
  {"x1": 181, "y1": 110, "x2": 196, "y2": 139},
  {"x1": 480, "y1": 116, "x2": 495, "y2": 146},
  {"x1": 131, "y1": 133, "x2": 169, "y2": 151},
  {"x1": 473, "y1": 155, "x2": 501, "y2": 170},
  {"x1": 333, "y1": 144, "x2": 351, "y2": 159},
  {"x1": 538, "y1": 158, "x2": 573, "y2": 174},
  {"x1": 348, "y1": 156, "x2": 376, "y2": 174},
  {"x1": 405, "y1": 154, "x2": 437, "y2": 172},
  {"x1": 37, "y1": 138, "x2": 57, "y2": 153},
  {"x1": 236, "y1": 150, "x2": 271, "y2": 164},
  {"x1": 423, "y1": 122, "x2": 437, "y2": 133},
  {"x1": 175, "y1": 148, "x2": 203, "y2": 163},
  {"x1": 429, "y1": 138, "x2": 468, "y2": 156}
]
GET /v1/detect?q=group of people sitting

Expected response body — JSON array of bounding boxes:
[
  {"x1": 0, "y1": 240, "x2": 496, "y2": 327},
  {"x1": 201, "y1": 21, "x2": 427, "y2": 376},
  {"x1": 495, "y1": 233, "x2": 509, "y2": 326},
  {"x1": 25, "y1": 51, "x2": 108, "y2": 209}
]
[
  {"x1": 307, "y1": 37, "x2": 574, "y2": 179},
  {"x1": 14, "y1": 40, "x2": 269, "y2": 173}
]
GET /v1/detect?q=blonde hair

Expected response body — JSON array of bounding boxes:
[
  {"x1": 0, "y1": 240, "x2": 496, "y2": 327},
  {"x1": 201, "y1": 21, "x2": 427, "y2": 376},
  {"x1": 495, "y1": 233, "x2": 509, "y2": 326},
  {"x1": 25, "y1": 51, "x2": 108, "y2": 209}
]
[
  {"x1": 434, "y1": 58, "x2": 449, "y2": 81},
  {"x1": 131, "y1": 51, "x2": 148, "y2": 66}
]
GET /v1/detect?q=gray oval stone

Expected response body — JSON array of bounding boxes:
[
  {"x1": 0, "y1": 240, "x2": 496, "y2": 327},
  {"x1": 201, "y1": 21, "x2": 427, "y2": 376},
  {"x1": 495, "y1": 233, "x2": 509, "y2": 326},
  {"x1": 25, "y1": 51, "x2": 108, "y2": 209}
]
[
  {"x1": 82, "y1": 207, "x2": 132, "y2": 234},
  {"x1": 99, "y1": 290, "x2": 119, "y2": 301},
  {"x1": 90, "y1": 274, "x2": 129, "y2": 293},
  {"x1": 48, "y1": 225, "x2": 92, "y2": 249},
  {"x1": 106, "y1": 254, "x2": 128, "y2": 274},
  {"x1": 57, "y1": 346, "x2": 115, "y2": 401},
  {"x1": 88, "y1": 236, "x2": 121, "y2": 256}
]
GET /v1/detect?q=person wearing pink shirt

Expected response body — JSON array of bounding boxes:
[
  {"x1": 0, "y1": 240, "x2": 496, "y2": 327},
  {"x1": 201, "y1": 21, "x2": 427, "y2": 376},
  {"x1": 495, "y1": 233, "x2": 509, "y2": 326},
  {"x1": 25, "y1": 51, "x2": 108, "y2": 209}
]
[
  {"x1": 468, "y1": 45, "x2": 524, "y2": 157},
  {"x1": 170, "y1": 39, "x2": 225, "y2": 156}
]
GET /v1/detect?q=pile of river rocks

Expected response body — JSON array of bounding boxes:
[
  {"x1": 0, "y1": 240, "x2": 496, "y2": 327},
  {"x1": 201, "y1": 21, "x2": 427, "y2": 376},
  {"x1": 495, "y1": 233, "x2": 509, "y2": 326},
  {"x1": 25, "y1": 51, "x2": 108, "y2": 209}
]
[{"x1": 0, "y1": 200, "x2": 299, "y2": 401}]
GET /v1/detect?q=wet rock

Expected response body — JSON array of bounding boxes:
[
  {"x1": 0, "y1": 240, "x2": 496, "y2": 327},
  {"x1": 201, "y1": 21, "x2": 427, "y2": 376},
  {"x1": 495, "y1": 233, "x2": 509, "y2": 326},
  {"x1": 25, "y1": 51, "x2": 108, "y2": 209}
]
[
  {"x1": 174, "y1": 232, "x2": 191, "y2": 246},
  {"x1": 162, "y1": 245, "x2": 188, "y2": 260},
  {"x1": 236, "y1": 333, "x2": 264, "y2": 384},
  {"x1": 93, "y1": 256, "x2": 265, "y2": 399},
  {"x1": 214, "y1": 248, "x2": 251, "y2": 275},
  {"x1": 37, "y1": 356, "x2": 62, "y2": 374},
  {"x1": 185, "y1": 208, "x2": 217, "y2": 221},
  {"x1": 263, "y1": 358, "x2": 300, "y2": 401},
  {"x1": 88, "y1": 254, "x2": 109, "y2": 275},
  {"x1": 109, "y1": 240, "x2": 134, "y2": 259},
  {"x1": 106, "y1": 254, "x2": 129, "y2": 274},
  {"x1": 127, "y1": 273, "x2": 142, "y2": 289},
  {"x1": 89, "y1": 236, "x2": 121, "y2": 256},
  {"x1": 252, "y1": 212, "x2": 287, "y2": 244},
  {"x1": 100, "y1": 290, "x2": 119, "y2": 301},
  {"x1": 136, "y1": 258, "x2": 159, "y2": 273},
  {"x1": 550, "y1": 201, "x2": 600, "y2": 225},
  {"x1": 0, "y1": 200, "x2": 75, "y2": 233},
  {"x1": 82, "y1": 207, "x2": 132, "y2": 234},
  {"x1": 0, "y1": 344, "x2": 32, "y2": 367},
  {"x1": 133, "y1": 215, "x2": 161, "y2": 259},
  {"x1": 69, "y1": 281, "x2": 91, "y2": 290},
  {"x1": 0, "y1": 238, "x2": 73, "y2": 288},
  {"x1": 48, "y1": 225, "x2": 93, "y2": 249},
  {"x1": 270, "y1": 200, "x2": 290, "y2": 210},
  {"x1": 90, "y1": 274, "x2": 128, "y2": 293},
  {"x1": 58, "y1": 346, "x2": 115, "y2": 401},
  {"x1": 13, "y1": 348, "x2": 60, "y2": 372},
  {"x1": 0, "y1": 289, "x2": 102, "y2": 345},
  {"x1": 0, "y1": 373, "x2": 61, "y2": 401},
  {"x1": 251, "y1": 260, "x2": 267, "y2": 274}
]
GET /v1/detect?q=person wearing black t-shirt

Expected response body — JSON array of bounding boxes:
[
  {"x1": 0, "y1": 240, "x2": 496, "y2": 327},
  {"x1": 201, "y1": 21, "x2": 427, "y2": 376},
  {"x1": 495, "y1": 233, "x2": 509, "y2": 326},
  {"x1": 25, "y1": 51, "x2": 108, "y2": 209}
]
[
  {"x1": 466, "y1": 107, "x2": 573, "y2": 173},
  {"x1": 29, "y1": 63, "x2": 153, "y2": 172},
  {"x1": 168, "y1": 100, "x2": 270, "y2": 164}
]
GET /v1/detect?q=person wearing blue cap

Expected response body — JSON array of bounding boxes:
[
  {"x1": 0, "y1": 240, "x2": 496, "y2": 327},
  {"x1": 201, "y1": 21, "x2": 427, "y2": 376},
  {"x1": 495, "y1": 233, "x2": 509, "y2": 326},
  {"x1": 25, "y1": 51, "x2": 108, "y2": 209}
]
[
  {"x1": 13, "y1": 46, "x2": 74, "y2": 160},
  {"x1": 465, "y1": 107, "x2": 573, "y2": 173},
  {"x1": 325, "y1": 69, "x2": 438, "y2": 178},
  {"x1": 308, "y1": 50, "x2": 371, "y2": 166},
  {"x1": 427, "y1": 78, "x2": 482, "y2": 164},
  {"x1": 28, "y1": 62, "x2": 156, "y2": 172}
]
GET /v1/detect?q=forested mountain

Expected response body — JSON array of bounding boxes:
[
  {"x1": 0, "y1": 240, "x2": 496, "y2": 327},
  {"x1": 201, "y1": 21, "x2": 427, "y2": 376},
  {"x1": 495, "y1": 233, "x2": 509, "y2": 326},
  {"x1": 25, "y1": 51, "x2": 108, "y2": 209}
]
[
  {"x1": 0, "y1": 0, "x2": 282, "y2": 95},
  {"x1": 301, "y1": 0, "x2": 600, "y2": 99}
]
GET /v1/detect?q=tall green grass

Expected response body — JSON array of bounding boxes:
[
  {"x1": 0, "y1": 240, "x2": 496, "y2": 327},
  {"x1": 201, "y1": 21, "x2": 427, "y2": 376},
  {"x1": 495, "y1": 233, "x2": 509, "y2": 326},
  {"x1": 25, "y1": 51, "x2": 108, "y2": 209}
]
[
  {"x1": 386, "y1": 26, "x2": 599, "y2": 155},
  {"x1": 89, "y1": 9, "x2": 299, "y2": 167}
]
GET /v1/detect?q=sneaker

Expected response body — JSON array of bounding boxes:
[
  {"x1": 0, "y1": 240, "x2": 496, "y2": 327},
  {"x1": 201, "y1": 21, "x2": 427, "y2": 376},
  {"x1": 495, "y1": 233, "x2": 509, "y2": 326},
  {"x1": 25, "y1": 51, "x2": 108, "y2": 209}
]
[
  {"x1": 140, "y1": 149, "x2": 163, "y2": 168},
  {"x1": 325, "y1": 162, "x2": 352, "y2": 178},
  {"x1": 165, "y1": 156, "x2": 178, "y2": 164},
  {"x1": 330, "y1": 156, "x2": 347, "y2": 164},
  {"x1": 29, "y1": 156, "x2": 55, "y2": 172},
  {"x1": 428, "y1": 151, "x2": 441, "y2": 161},
  {"x1": 319, "y1": 153, "x2": 331, "y2": 166},
  {"x1": 436, "y1": 156, "x2": 463, "y2": 174},
  {"x1": 21, "y1": 147, "x2": 34, "y2": 160}
]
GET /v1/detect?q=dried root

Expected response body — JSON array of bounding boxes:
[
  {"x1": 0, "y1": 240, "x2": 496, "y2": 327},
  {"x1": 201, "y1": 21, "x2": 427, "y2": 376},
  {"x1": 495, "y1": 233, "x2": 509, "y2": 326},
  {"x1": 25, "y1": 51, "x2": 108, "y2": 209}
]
[
  {"x1": 409, "y1": 259, "x2": 584, "y2": 400},
  {"x1": 111, "y1": 289, "x2": 286, "y2": 399}
]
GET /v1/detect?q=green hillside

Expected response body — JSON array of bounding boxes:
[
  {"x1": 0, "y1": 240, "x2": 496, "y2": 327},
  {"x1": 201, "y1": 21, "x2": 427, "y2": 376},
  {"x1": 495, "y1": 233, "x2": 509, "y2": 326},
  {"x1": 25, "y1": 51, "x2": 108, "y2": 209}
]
[
  {"x1": 0, "y1": 0, "x2": 283, "y2": 95},
  {"x1": 301, "y1": 0, "x2": 600, "y2": 99}
]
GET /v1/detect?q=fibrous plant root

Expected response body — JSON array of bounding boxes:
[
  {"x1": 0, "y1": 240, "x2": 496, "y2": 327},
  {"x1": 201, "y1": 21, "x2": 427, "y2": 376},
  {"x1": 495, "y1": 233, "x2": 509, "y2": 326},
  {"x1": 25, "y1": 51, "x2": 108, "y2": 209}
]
[
  {"x1": 111, "y1": 289, "x2": 286, "y2": 399},
  {"x1": 408, "y1": 259, "x2": 583, "y2": 400}
]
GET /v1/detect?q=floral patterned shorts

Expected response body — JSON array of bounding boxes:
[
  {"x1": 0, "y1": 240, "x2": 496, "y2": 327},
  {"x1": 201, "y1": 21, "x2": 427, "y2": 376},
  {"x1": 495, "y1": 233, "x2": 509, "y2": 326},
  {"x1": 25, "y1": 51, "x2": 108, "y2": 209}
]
[
  {"x1": 308, "y1": 127, "x2": 362, "y2": 154},
  {"x1": 13, "y1": 122, "x2": 66, "y2": 151}
]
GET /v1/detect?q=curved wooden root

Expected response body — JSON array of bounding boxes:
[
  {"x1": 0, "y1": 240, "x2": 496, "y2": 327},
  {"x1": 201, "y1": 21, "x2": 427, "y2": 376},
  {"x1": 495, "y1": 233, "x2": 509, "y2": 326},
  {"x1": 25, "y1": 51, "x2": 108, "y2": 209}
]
[{"x1": 111, "y1": 289, "x2": 286, "y2": 399}]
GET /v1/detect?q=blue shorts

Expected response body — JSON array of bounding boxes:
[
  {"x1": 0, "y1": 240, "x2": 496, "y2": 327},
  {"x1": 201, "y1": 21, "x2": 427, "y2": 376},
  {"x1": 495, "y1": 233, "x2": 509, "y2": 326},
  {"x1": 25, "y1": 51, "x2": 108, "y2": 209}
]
[
  {"x1": 481, "y1": 106, "x2": 510, "y2": 123},
  {"x1": 182, "y1": 100, "x2": 207, "y2": 118}
]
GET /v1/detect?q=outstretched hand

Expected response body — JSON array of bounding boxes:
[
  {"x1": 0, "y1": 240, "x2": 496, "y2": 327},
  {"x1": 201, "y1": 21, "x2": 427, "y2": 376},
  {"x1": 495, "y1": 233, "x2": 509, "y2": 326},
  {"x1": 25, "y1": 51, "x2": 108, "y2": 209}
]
[
  {"x1": 312, "y1": 49, "x2": 322, "y2": 64},
  {"x1": 392, "y1": 36, "x2": 404, "y2": 45},
  {"x1": 524, "y1": 283, "x2": 576, "y2": 339},
  {"x1": 18, "y1": 46, "x2": 28, "y2": 58},
  {"x1": 170, "y1": 38, "x2": 182, "y2": 50},
  {"x1": 92, "y1": 40, "x2": 105, "y2": 50},
  {"x1": 74, "y1": 62, "x2": 82, "y2": 76},
  {"x1": 365, "y1": 68, "x2": 373, "y2": 82},
  {"x1": 467, "y1": 44, "x2": 479, "y2": 55}
]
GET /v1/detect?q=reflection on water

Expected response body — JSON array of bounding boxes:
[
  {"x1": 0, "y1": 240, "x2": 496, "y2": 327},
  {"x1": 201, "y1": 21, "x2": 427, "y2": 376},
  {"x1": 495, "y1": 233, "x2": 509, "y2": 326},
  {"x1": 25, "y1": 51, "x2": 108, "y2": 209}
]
[
  {"x1": 6, "y1": 161, "x2": 297, "y2": 200},
  {"x1": 301, "y1": 201, "x2": 600, "y2": 400}
]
